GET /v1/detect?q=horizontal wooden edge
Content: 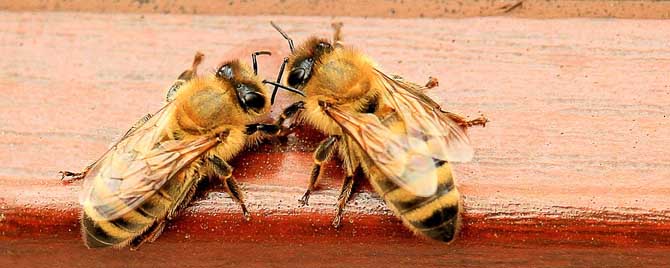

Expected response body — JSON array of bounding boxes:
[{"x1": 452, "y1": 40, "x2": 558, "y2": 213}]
[
  {"x1": 1, "y1": 0, "x2": 670, "y2": 19},
  {"x1": 2, "y1": 182, "x2": 670, "y2": 248}
]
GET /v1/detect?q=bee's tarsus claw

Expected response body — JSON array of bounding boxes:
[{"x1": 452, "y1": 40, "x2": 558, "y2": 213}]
[
  {"x1": 298, "y1": 192, "x2": 310, "y2": 206},
  {"x1": 424, "y1": 77, "x2": 439, "y2": 89},
  {"x1": 331, "y1": 215, "x2": 342, "y2": 228},
  {"x1": 242, "y1": 211, "x2": 251, "y2": 222},
  {"x1": 59, "y1": 170, "x2": 86, "y2": 184}
]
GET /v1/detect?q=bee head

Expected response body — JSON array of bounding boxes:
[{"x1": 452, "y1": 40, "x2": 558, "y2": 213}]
[
  {"x1": 216, "y1": 60, "x2": 268, "y2": 115},
  {"x1": 287, "y1": 38, "x2": 334, "y2": 89}
]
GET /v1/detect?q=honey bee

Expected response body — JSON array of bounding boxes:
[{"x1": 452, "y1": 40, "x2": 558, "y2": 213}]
[
  {"x1": 60, "y1": 51, "x2": 295, "y2": 249},
  {"x1": 267, "y1": 22, "x2": 488, "y2": 242}
]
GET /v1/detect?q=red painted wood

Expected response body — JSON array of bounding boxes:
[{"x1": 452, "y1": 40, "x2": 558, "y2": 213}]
[{"x1": 1, "y1": 11, "x2": 669, "y2": 267}]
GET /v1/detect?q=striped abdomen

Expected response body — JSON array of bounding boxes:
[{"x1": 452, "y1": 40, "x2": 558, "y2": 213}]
[
  {"x1": 81, "y1": 166, "x2": 200, "y2": 248},
  {"x1": 369, "y1": 160, "x2": 461, "y2": 242}
]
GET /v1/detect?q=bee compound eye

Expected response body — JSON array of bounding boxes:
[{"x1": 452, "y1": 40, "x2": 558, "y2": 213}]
[
  {"x1": 217, "y1": 64, "x2": 234, "y2": 79},
  {"x1": 287, "y1": 68, "x2": 306, "y2": 87},
  {"x1": 242, "y1": 92, "x2": 265, "y2": 111}
]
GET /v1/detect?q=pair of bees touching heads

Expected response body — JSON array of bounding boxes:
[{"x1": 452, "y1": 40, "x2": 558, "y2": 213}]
[{"x1": 61, "y1": 22, "x2": 488, "y2": 250}]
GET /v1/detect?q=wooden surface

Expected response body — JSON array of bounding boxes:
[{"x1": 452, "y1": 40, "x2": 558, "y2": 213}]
[
  {"x1": 1, "y1": 11, "x2": 670, "y2": 267},
  {"x1": 2, "y1": 0, "x2": 670, "y2": 18}
]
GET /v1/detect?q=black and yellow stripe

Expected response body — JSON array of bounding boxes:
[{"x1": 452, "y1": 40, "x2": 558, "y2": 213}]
[
  {"x1": 81, "y1": 185, "x2": 173, "y2": 248},
  {"x1": 371, "y1": 160, "x2": 461, "y2": 242},
  {"x1": 81, "y1": 164, "x2": 202, "y2": 248}
]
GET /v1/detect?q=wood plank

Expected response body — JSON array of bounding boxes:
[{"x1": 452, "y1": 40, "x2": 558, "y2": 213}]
[
  {"x1": 2, "y1": 0, "x2": 670, "y2": 19},
  {"x1": 1, "y1": 12, "x2": 669, "y2": 266}
]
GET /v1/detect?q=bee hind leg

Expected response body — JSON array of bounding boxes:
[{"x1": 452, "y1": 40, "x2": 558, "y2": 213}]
[
  {"x1": 390, "y1": 75, "x2": 439, "y2": 90},
  {"x1": 58, "y1": 164, "x2": 92, "y2": 184},
  {"x1": 332, "y1": 157, "x2": 357, "y2": 228},
  {"x1": 445, "y1": 112, "x2": 488, "y2": 128},
  {"x1": 129, "y1": 220, "x2": 167, "y2": 251},
  {"x1": 207, "y1": 155, "x2": 251, "y2": 221},
  {"x1": 332, "y1": 175, "x2": 355, "y2": 228},
  {"x1": 424, "y1": 77, "x2": 439, "y2": 89},
  {"x1": 299, "y1": 136, "x2": 339, "y2": 206},
  {"x1": 59, "y1": 112, "x2": 154, "y2": 184}
]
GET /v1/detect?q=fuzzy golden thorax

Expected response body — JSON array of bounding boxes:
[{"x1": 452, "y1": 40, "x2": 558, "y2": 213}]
[
  {"x1": 287, "y1": 38, "x2": 384, "y2": 136},
  {"x1": 171, "y1": 61, "x2": 270, "y2": 137}
]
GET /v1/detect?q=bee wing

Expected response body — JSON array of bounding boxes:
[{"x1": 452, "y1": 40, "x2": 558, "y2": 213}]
[
  {"x1": 323, "y1": 70, "x2": 475, "y2": 196},
  {"x1": 374, "y1": 69, "x2": 474, "y2": 162},
  {"x1": 325, "y1": 106, "x2": 439, "y2": 197},
  {"x1": 79, "y1": 103, "x2": 219, "y2": 221}
]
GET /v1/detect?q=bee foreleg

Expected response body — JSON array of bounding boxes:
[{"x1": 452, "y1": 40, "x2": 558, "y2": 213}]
[
  {"x1": 245, "y1": 123, "x2": 281, "y2": 136},
  {"x1": 207, "y1": 155, "x2": 251, "y2": 221},
  {"x1": 274, "y1": 101, "x2": 305, "y2": 138},
  {"x1": 299, "y1": 135, "x2": 339, "y2": 206},
  {"x1": 275, "y1": 101, "x2": 305, "y2": 125}
]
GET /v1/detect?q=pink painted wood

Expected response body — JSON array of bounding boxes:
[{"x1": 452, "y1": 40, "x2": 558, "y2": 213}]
[{"x1": 1, "y1": 12, "x2": 669, "y2": 267}]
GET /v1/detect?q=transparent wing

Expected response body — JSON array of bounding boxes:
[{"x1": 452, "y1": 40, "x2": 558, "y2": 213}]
[
  {"x1": 79, "y1": 103, "x2": 218, "y2": 221},
  {"x1": 325, "y1": 106, "x2": 438, "y2": 197},
  {"x1": 323, "y1": 70, "x2": 474, "y2": 196},
  {"x1": 374, "y1": 69, "x2": 474, "y2": 162}
]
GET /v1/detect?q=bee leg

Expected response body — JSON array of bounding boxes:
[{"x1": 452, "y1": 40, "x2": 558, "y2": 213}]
[
  {"x1": 58, "y1": 164, "x2": 93, "y2": 183},
  {"x1": 129, "y1": 220, "x2": 167, "y2": 251},
  {"x1": 445, "y1": 112, "x2": 489, "y2": 128},
  {"x1": 299, "y1": 136, "x2": 339, "y2": 206},
  {"x1": 145, "y1": 221, "x2": 167, "y2": 243},
  {"x1": 59, "y1": 112, "x2": 154, "y2": 184},
  {"x1": 464, "y1": 115, "x2": 488, "y2": 128},
  {"x1": 331, "y1": 22, "x2": 344, "y2": 45},
  {"x1": 121, "y1": 113, "x2": 153, "y2": 139},
  {"x1": 274, "y1": 101, "x2": 305, "y2": 137},
  {"x1": 245, "y1": 123, "x2": 281, "y2": 136},
  {"x1": 166, "y1": 168, "x2": 205, "y2": 221},
  {"x1": 389, "y1": 74, "x2": 438, "y2": 90},
  {"x1": 275, "y1": 101, "x2": 305, "y2": 126},
  {"x1": 207, "y1": 155, "x2": 251, "y2": 221},
  {"x1": 165, "y1": 51, "x2": 204, "y2": 102},
  {"x1": 332, "y1": 156, "x2": 357, "y2": 228},
  {"x1": 424, "y1": 77, "x2": 439, "y2": 89}
]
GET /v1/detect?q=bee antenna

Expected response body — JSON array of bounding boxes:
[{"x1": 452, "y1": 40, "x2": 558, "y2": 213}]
[
  {"x1": 251, "y1": 50, "x2": 272, "y2": 75},
  {"x1": 270, "y1": 57, "x2": 289, "y2": 104},
  {"x1": 263, "y1": 80, "x2": 305, "y2": 98},
  {"x1": 270, "y1": 21, "x2": 294, "y2": 53}
]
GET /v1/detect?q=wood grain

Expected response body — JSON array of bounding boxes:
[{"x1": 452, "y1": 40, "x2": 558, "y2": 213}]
[
  {"x1": 1, "y1": 12, "x2": 669, "y2": 267},
  {"x1": 2, "y1": 0, "x2": 670, "y2": 19}
]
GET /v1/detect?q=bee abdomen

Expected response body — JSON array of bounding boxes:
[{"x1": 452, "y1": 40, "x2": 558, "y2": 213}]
[
  {"x1": 81, "y1": 213, "x2": 124, "y2": 248},
  {"x1": 378, "y1": 162, "x2": 461, "y2": 242},
  {"x1": 403, "y1": 193, "x2": 460, "y2": 242},
  {"x1": 81, "y1": 192, "x2": 172, "y2": 248}
]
